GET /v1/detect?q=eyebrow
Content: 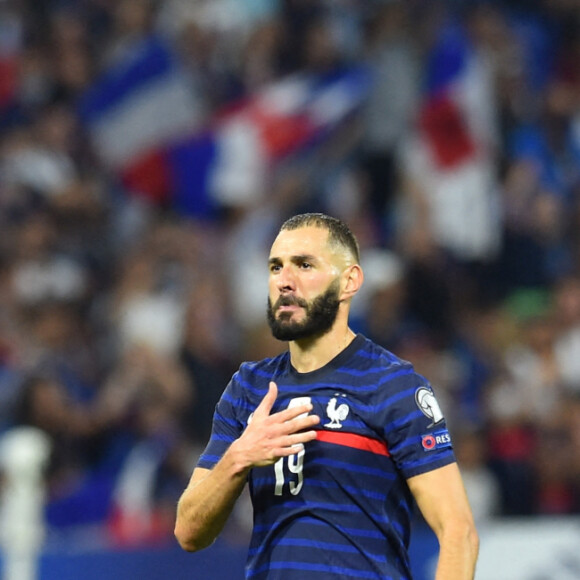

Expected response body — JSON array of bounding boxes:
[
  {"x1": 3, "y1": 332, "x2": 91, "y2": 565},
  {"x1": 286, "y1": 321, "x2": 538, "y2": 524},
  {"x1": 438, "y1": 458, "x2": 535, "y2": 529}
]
[{"x1": 268, "y1": 254, "x2": 318, "y2": 266}]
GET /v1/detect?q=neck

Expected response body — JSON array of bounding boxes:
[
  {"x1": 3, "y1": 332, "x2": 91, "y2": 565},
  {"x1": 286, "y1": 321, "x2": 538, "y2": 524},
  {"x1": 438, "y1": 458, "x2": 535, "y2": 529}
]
[{"x1": 289, "y1": 324, "x2": 356, "y2": 374}]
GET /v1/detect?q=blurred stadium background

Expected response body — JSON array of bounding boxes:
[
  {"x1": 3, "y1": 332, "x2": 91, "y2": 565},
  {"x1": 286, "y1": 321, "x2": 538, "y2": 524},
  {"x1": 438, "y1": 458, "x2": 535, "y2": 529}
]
[{"x1": 0, "y1": 0, "x2": 579, "y2": 578}]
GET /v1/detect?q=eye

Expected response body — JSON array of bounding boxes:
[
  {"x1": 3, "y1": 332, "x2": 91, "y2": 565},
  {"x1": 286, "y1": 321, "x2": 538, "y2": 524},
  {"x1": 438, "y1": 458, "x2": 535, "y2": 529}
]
[
  {"x1": 269, "y1": 263, "x2": 281, "y2": 273},
  {"x1": 300, "y1": 262, "x2": 312, "y2": 270}
]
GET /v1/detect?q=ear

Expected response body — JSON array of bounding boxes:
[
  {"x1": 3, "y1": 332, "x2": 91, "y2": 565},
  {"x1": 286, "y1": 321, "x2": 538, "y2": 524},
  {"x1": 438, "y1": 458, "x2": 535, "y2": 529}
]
[{"x1": 341, "y1": 264, "x2": 364, "y2": 302}]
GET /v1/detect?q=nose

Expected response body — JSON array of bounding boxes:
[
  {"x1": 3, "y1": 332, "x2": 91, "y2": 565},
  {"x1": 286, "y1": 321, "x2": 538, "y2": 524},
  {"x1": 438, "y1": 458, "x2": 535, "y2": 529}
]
[{"x1": 276, "y1": 265, "x2": 296, "y2": 292}]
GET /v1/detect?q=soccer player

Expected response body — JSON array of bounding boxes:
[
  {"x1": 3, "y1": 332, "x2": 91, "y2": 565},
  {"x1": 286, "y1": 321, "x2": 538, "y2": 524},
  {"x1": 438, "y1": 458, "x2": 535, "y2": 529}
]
[{"x1": 175, "y1": 213, "x2": 479, "y2": 579}]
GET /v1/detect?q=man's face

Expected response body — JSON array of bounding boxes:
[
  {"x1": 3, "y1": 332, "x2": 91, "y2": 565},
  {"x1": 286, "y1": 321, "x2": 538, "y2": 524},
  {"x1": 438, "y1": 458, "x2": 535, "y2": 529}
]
[
  {"x1": 266, "y1": 226, "x2": 344, "y2": 341},
  {"x1": 267, "y1": 278, "x2": 341, "y2": 341}
]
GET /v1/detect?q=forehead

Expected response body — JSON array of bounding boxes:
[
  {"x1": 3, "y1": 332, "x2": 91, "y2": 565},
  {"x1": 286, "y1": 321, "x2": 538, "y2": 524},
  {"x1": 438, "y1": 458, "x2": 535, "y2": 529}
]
[{"x1": 270, "y1": 226, "x2": 331, "y2": 258}]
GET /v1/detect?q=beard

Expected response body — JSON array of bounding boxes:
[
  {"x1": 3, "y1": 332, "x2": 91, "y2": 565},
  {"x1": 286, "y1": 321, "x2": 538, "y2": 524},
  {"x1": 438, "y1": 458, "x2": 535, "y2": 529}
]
[{"x1": 267, "y1": 279, "x2": 341, "y2": 341}]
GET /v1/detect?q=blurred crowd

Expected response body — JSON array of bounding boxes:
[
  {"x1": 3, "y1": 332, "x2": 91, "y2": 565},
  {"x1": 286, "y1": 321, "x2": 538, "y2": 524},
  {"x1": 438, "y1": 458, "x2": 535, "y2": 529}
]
[{"x1": 0, "y1": 0, "x2": 580, "y2": 548}]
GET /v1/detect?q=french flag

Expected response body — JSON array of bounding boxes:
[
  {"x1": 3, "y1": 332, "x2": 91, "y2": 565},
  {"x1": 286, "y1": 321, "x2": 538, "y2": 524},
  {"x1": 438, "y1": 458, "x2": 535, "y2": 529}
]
[
  {"x1": 418, "y1": 20, "x2": 496, "y2": 170},
  {"x1": 79, "y1": 36, "x2": 205, "y2": 206},
  {"x1": 201, "y1": 67, "x2": 372, "y2": 211},
  {"x1": 401, "y1": 19, "x2": 500, "y2": 261},
  {"x1": 79, "y1": 36, "x2": 371, "y2": 217}
]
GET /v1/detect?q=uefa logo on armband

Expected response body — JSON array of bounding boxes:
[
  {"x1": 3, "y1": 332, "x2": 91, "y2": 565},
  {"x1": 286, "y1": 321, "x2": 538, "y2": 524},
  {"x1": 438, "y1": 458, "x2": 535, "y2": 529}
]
[{"x1": 414, "y1": 386, "x2": 444, "y2": 427}]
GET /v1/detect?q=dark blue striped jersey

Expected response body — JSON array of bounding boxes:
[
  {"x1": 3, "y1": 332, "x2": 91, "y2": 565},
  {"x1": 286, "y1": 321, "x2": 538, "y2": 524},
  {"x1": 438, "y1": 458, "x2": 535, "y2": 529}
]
[{"x1": 197, "y1": 334, "x2": 456, "y2": 579}]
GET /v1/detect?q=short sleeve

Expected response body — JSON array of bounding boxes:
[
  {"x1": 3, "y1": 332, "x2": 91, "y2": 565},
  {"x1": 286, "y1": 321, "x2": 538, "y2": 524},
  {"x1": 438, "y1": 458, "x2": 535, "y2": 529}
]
[
  {"x1": 373, "y1": 365, "x2": 456, "y2": 479},
  {"x1": 196, "y1": 373, "x2": 245, "y2": 470}
]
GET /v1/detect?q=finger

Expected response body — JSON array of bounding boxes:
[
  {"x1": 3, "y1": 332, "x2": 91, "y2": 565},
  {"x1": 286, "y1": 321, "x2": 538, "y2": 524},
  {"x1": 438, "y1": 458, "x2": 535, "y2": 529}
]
[
  {"x1": 287, "y1": 429, "x2": 319, "y2": 446},
  {"x1": 272, "y1": 405, "x2": 320, "y2": 433},
  {"x1": 275, "y1": 430, "x2": 319, "y2": 456},
  {"x1": 277, "y1": 403, "x2": 317, "y2": 424},
  {"x1": 253, "y1": 381, "x2": 278, "y2": 419},
  {"x1": 275, "y1": 416, "x2": 320, "y2": 441},
  {"x1": 275, "y1": 444, "x2": 305, "y2": 458},
  {"x1": 290, "y1": 414, "x2": 320, "y2": 433},
  {"x1": 297, "y1": 414, "x2": 320, "y2": 430}
]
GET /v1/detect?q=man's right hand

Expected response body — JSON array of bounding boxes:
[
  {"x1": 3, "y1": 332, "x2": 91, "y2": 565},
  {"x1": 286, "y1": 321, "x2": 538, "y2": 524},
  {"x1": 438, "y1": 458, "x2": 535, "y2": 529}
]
[{"x1": 231, "y1": 381, "x2": 320, "y2": 469}]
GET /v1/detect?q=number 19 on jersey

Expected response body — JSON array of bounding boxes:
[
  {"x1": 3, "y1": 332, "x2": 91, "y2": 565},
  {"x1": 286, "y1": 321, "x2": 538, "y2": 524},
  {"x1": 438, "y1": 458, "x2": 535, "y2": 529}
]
[{"x1": 273, "y1": 397, "x2": 311, "y2": 496}]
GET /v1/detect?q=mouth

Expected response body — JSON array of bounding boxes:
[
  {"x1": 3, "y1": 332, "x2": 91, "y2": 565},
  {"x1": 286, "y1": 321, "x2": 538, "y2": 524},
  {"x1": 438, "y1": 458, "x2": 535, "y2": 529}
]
[
  {"x1": 278, "y1": 303, "x2": 301, "y2": 311},
  {"x1": 274, "y1": 297, "x2": 306, "y2": 317}
]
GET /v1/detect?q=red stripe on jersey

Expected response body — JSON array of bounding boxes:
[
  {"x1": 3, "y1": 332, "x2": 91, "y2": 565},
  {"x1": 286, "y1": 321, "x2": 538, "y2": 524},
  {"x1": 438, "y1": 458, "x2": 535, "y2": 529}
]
[{"x1": 316, "y1": 430, "x2": 390, "y2": 456}]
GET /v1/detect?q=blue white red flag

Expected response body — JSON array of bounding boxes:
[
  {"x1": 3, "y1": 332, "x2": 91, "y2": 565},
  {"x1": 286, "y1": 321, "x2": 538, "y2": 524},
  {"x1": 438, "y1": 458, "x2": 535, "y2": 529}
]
[
  {"x1": 79, "y1": 36, "x2": 204, "y2": 203},
  {"x1": 399, "y1": 19, "x2": 501, "y2": 261},
  {"x1": 80, "y1": 36, "x2": 371, "y2": 217},
  {"x1": 417, "y1": 20, "x2": 495, "y2": 170}
]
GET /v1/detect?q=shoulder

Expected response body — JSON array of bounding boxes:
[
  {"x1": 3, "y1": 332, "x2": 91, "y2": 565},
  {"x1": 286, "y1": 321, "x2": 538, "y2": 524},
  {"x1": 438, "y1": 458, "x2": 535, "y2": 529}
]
[
  {"x1": 353, "y1": 334, "x2": 414, "y2": 375},
  {"x1": 352, "y1": 336, "x2": 431, "y2": 406},
  {"x1": 236, "y1": 351, "x2": 290, "y2": 385},
  {"x1": 216, "y1": 352, "x2": 290, "y2": 422}
]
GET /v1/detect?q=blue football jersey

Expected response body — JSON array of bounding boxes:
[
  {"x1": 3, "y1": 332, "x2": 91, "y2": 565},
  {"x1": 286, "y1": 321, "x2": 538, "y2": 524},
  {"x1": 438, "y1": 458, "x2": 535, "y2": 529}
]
[{"x1": 197, "y1": 334, "x2": 455, "y2": 579}]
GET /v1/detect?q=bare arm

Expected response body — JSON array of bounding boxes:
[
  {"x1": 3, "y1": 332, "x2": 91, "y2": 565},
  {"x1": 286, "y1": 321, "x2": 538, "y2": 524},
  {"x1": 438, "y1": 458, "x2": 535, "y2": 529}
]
[
  {"x1": 174, "y1": 381, "x2": 320, "y2": 552},
  {"x1": 407, "y1": 463, "x2": 479, "y2": 580}
]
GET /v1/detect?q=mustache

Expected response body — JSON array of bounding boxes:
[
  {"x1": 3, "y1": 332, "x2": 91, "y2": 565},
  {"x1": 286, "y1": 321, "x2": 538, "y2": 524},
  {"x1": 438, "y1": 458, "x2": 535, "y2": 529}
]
[{"x1": 273, "y1": 295, "x2": 308, "y2": 310}]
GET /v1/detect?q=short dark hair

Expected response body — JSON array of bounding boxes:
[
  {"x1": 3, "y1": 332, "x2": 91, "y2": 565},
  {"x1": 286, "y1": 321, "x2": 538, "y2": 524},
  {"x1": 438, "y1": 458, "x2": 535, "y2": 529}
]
[{"x1": 279, "y1": 213, "x2": 360, "y2": 264}]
